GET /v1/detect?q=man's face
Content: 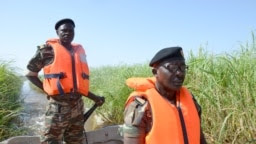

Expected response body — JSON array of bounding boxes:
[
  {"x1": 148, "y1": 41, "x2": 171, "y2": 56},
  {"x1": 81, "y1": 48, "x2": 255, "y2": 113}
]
[
  {"x1": 154, "y1": 60, "x2": 187, "y2": 91},
  {"x1": 56, "y1": 23, "x2": 75, "y2": 44}
]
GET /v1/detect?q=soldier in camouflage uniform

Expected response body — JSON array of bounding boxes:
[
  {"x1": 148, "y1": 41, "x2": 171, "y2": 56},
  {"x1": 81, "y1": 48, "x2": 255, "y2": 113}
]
[{"x1": 26, "y1": 18, "x2": 104, "y2": 144}]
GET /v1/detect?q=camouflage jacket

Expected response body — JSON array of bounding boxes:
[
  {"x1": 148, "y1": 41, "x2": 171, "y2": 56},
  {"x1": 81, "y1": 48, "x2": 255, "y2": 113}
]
[{"x1": 27, "y1": 44, "x2": 54, "y2": 72}]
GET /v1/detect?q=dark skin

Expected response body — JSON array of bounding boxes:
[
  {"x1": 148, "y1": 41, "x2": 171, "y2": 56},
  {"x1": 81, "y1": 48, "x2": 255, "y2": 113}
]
[
  {"x1": 56, "y1": 23, "x2": 74, "y2": 50},
  {"x1": 124, "y1": 59, "x2": 188, "y2": 144},
  {"x1": 152, "y1": 59, "x2": 207, "y2": 144},
  {"x1": 26, "y1": 23, "x2": 104, "y2": 106},
  {"x1": 152, "y1": 60, "x2": 186, "y2": 104}
]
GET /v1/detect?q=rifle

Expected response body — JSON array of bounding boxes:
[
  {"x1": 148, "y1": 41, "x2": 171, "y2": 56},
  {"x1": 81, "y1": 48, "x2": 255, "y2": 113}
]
[
  {"x1": 83, "y1": 97, "x2": 105, "y2": 143},
  {"x1": 83, "y1": 96, "x2": 105, "y2": 123},
  {"x1": 83, "y1": 103, "x2": 98, "y2": 123},
  {"x1": 83, "y1": 103, "x2": 98, "y2": 144}
]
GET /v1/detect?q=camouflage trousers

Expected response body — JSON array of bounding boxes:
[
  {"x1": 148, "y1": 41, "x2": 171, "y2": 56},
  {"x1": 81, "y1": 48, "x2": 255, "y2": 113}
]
[{"x1": 41, "y1": 94, "x2": 85, "y2": 144}]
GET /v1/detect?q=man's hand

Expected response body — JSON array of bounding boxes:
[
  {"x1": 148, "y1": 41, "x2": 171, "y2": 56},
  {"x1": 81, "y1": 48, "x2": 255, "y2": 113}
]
[
  {"x1": 94, "y1": 96, "x2": 105, "y2": 106},
  {"x1": 25, "y1": 71, "x2": 44, "y2": 90},
  {"x1": 88, "y1": 92, "x2": 105, "y2": 106}
]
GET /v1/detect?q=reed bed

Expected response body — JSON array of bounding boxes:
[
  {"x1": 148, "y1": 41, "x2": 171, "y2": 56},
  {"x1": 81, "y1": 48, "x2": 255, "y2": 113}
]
[
  {"x1": 1, "y1": 34, "x2": 256, "y2": 143},
  {"x1": 0, "y1": 61, "x2": 23, "y2": 141},
  {"x1": 89, "y1": 34, "x2": 256, "y2": 143}
]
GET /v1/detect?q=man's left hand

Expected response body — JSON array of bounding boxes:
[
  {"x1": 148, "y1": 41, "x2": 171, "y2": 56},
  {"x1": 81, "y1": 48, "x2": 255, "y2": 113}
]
[
  {"x1": 94, "y1": 96, "x2": 105, "y2": 106},
  {"x1": 88, "y1": 92, "x2": 105, "y2": 106}
]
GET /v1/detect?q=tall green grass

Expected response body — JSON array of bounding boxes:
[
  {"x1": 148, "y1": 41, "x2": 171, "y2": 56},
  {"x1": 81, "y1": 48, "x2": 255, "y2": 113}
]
[
  {"x1": 0, "y1": 61, "x2": 24, "y2": 141},
  {"x1": 1, "y1": 34, "x2": 253, "y2": 143},
  {"x1": 184, "y1": 34, "x2": 256, "y2": 143},
  {"x1": 89, "y1": 34, "x2": 256, "y2": 143},
  {"x1": 88, "y1": 64, "x2": 152, "y2": 125}
]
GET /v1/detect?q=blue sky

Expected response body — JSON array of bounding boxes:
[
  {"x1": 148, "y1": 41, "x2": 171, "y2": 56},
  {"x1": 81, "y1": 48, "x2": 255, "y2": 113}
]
[{"x1": 0, "y1": 0, "x2": 255, "y2": 74}]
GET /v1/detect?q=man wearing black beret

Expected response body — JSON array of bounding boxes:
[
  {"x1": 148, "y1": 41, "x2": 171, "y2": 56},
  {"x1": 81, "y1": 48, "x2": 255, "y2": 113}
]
[
  {"x1": 123, "y1": 47, "x2": 207, "y2": 144},
  {"x1": 25, "y1": 18, "x2": 105, "y2": 144}
]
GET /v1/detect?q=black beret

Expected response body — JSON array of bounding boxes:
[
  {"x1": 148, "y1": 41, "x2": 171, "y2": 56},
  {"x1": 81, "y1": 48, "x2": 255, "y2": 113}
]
[
  {"x1": 149, "y1": 46, "x2": 185, "y2": 67},
  {"x1": 55, "y1": 18, "x2": 75, "y2": 30}
]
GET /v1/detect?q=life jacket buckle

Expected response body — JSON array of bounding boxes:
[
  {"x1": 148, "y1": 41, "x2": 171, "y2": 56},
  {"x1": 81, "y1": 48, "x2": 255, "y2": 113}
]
[
  {"x1": 81, "y1": 72, "x2": 89, "y2": 79},
  {"x1": 59, "y1": 72, "x2": 66, "y2": 79}
]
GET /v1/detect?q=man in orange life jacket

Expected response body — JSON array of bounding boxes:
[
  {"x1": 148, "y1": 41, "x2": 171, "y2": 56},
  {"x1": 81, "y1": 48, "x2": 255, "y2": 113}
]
[
  {"x1": 123, "y1": 47, "x2": 207, "y2": 144},
  {"x1": 25, "y1": 18, "x2": 104, "y2": 144}
]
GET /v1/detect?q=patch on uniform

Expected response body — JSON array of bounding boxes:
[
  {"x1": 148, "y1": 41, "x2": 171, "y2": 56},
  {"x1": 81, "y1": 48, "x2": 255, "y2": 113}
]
[
  {"x1": 37, "y1": 44, "x2": 50, "y2": 49},
  {"x1": 80, "y1": 54, "x2": 87, "y2": 63},
  {"x1": 135, "y1": 97, "x2": 146, "y2": 105},
  {"x1": 124, "y1": 97, "x2": 148, "y2": 127}
]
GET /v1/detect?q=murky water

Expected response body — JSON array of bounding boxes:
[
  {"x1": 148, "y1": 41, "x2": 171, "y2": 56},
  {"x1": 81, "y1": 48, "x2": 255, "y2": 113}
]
[
  {"x1": 19, "y1": 80, "x2": 99, "y2": 136},
  {"x1": 20, "y1": 80, "x2": 48, "y2": 136}
]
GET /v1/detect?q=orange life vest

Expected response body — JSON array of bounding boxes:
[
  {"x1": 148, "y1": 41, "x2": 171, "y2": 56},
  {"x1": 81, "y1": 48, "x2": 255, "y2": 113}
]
[
  {"x1": 125, "y1": 77, "x2": 200, "y2": 144},
  {"x1": 43, "y1": 38, "x2": 89, "y2": 96}
]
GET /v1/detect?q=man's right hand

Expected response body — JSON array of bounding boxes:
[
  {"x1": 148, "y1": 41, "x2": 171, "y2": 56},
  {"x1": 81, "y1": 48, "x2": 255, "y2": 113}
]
[
  {"x1": 94, "y1": 96, "x2": 105, "y2": 106},
  {"x1": 25, "y1": 71, "x2": 44, "y2": 90}
]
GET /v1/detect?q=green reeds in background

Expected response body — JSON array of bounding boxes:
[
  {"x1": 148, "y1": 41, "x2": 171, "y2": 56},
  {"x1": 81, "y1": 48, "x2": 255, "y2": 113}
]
[
  {"x1": 0, "y1": 61, "x2": 23, "y2": 141},
  {"x1": 88, "y1": 64, "x2": 152, "y2": 125},
  {"x1": 1, "y1": 33, "x2": 255, "y2": 143},
  {"x1": 89, "y1": 33, "x2": 256, "y2": 143},
  {"x1": 185, "y1": 33, "x2": 256, "y2": 144}
]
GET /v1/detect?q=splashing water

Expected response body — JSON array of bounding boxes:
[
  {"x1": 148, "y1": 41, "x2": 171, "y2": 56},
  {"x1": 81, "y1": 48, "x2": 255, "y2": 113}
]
[
  {"x1": 19, "y1": 80, "x2": 99, "y2": 136},
  {"x1": 19, "y1": 80, "x2": 48, "y2": 136}
]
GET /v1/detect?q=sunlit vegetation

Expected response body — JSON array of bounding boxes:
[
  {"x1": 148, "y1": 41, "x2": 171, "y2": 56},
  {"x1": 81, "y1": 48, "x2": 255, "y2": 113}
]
[
  {"x1": 89, "y1": 33, "x2": 256, "y2": 143},
  {"x1": 1, "y1": 33, "x2": 256, "y2": 143},
  {"x1": 0, "y1": 61, "x2": 24, "y2": 141}
]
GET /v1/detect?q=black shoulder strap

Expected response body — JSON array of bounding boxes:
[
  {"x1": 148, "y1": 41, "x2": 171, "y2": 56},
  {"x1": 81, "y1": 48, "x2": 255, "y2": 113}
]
[{"x1": 177, "y1": 105, "x2": 189, "y2": 144}]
